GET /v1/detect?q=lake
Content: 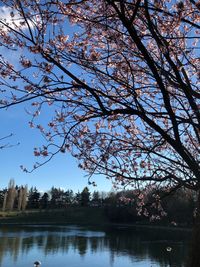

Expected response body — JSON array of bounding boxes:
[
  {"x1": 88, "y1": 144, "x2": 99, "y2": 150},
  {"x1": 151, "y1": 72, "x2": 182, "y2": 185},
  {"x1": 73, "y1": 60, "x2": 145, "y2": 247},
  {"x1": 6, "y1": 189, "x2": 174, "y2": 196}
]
[{"x1": 0, "y1": 224, "x2": 190, "y2": 267}]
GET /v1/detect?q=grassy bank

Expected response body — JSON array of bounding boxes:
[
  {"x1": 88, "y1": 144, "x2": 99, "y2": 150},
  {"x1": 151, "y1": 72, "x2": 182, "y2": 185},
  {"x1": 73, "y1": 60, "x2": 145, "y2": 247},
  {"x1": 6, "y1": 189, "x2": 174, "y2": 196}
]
[
  {"x1": 0, "y1": 207, "x2": 192, "y2": 233},
  {"x1": 0, "y1": 207, "x2": 109, "y2": 225}
]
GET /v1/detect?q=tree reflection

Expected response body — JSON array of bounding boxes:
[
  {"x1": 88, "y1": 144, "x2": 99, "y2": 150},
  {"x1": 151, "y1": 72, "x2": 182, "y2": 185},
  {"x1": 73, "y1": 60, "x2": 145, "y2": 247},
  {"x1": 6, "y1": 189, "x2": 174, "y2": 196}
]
[
  {"x1": 0, "y1": 225, "x2": 189, "y2": 267},
  {"x1": 74, "y1": 236, "x2": 88, "y2": 256}
]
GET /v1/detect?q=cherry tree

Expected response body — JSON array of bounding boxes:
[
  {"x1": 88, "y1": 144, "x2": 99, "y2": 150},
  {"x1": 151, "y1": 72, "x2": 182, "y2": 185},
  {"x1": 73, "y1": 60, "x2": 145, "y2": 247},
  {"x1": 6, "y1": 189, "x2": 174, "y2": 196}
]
[{"x1": 0, "y1": 0, "x2": 199, "y2": 264}]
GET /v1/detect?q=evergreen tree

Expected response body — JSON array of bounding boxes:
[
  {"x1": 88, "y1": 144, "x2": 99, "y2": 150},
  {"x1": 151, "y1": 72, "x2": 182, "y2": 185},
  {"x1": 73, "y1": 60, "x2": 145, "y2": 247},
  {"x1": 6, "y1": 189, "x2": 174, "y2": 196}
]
[
  {"x1": 0, "y1": 189, "x2": 6, "y2": 208},
  {"x1": 40, "y1": 192, "x2": 49, "y2": 209},
  {"x1": 28, "y1": 187, "x2": 40, "y2": 209},
  {"x1": 81, "y1": 187, "x2": 90, "y2": 207},
  {"x1": 50, "y1": 187, "x2": 65, "y2": 208},
  {"x1": 91, "y1": 191, "x2": 101, "y2": 207},
  {"x1": 65, "y1": 190, "x2": 74, "y2": 205},
  {"x1": 75, "y1": 191, "x2": 81, "y2": 206}
]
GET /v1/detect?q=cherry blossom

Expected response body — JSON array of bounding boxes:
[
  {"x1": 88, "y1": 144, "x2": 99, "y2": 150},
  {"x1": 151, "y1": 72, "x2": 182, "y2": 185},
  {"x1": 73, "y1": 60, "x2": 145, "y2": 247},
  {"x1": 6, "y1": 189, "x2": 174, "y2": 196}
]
[{"x1": 0, "y1": 1, "x2": 200, "y2": 263}]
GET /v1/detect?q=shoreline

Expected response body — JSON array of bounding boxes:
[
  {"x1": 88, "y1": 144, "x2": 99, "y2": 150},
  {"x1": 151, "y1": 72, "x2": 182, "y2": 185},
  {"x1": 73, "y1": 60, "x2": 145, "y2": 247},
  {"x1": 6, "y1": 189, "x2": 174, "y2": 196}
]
[
  {"x1": 0, "y1": 220, "x2": 192, "y2": 232},
  {"x1": 0, "y1": 207, "x2": 192, "y2": 232}
]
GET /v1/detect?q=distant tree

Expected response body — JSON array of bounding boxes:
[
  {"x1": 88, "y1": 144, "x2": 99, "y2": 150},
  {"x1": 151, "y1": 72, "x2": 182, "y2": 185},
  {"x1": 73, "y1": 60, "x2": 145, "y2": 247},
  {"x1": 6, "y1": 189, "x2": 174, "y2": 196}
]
[
  {"x1": 6, "y1": 179, "x2": 17, "y2": 211},
  {"x1": 2, "y1": 192, "x2": 7, "y2": 212},
  {"x1": 17, "y1": 187, "x2": 23, "y2": 211},
  {"x1": 104, "y1": 191, "x2": 117, "y2": 206},
  {"x1": 75, "y1": 191, "x2": 81, "y2": 206},
  {"x1": 21, "y1": 185, "x2": 28, "y2": 211},
  {"x1": 80, "y1": 187, "x2": 90, "y2": 207},
  {"x1": 28, "y1": 187, "x2": 40, "y2": 209},
  {"x1": 40, "y1": 192, "x2": 49, "y2": 209},
  {"x1": 50, "y1": 187, "x2": 66, "y2": 208},
  {"x1": 104, "y1": 190, "x2": 138, "y2": 223},
  {"x1": 91, "y1": 191, "x2": 101, "y2": 207},
  {"x1": 162, "y1": 189, "x2": 196, "y2": 226},
  {"x1": 0, "y1": 189, "x2": 6, "y2": 207},
  {"x1": 0, "y1": 182, "x2": 28, "y2": 212},
  {"x1": 100, "y1": 192, "x2": 108, "y2": 206},
  {"x1": 65, "y1": 190, "x2": 74, "y2": 205}
]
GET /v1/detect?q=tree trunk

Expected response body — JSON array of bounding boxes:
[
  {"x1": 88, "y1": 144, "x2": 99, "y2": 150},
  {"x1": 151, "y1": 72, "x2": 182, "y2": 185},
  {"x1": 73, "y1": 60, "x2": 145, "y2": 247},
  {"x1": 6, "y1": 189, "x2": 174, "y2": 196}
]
[
  {"x1": 187, "y1": 190, "x2": 200, "y2": 267},
  {"x1": 2, "y1": 192, "x2": 7, "y2": 212},
  {"x1": 21, "y1": 185, "x2": 28, "y2": 211},
  {"x1": 18, "y1": 188, "x2": 23, "y2": 211}
]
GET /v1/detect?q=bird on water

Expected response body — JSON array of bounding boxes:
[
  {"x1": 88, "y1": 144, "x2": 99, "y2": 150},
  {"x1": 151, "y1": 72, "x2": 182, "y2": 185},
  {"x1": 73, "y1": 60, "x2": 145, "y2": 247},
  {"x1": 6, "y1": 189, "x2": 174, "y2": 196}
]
[{"x1": 34, "y1": 261, "x2": 41, "y2": 267}]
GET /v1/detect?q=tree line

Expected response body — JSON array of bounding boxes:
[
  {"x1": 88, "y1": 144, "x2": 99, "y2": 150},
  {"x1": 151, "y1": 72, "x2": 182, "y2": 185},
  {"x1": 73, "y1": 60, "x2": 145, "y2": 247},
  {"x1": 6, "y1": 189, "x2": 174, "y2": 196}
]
[
  {"x1": 0, "y1": 179, "x2": 196, "y2": 227},
  {"x1": 0, "y1": 180, "x2": 102, "y2": 211}
]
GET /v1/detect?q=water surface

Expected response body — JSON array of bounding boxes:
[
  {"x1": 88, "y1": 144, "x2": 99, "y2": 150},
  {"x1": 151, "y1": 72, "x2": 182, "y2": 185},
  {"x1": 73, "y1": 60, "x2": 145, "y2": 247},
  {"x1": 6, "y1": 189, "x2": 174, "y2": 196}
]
[{"x1": 0, "y1": 224, "x2": 189, "y2": 267}]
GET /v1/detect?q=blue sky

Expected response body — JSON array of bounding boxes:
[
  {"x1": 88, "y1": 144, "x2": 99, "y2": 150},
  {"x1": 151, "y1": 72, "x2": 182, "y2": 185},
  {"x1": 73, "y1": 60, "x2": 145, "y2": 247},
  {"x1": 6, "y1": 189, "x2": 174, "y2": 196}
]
[
  {"x1": 0, "y1": 5, "x2": 114, "y2": 193},
  {"x1": 0, "y1": 104, "x2": 113, "y2": 193}
]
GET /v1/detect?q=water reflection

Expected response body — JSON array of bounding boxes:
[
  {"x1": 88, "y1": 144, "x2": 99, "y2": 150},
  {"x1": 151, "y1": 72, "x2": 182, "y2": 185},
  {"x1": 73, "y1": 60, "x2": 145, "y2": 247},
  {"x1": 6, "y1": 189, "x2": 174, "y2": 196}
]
[{"x1": 0, "y1": 225, "x2": 189, "y2": 267}]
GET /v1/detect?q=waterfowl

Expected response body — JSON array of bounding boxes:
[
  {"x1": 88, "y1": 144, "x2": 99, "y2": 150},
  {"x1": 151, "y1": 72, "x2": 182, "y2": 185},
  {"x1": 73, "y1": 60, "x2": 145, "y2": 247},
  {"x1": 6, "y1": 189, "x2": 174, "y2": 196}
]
[{"x1": 34, "y1": 261, "x2": 41, "y2": 267}]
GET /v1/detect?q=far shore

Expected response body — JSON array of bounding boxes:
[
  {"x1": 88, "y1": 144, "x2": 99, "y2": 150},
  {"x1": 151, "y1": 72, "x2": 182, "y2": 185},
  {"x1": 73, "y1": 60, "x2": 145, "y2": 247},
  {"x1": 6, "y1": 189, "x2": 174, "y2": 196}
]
[{"x1": 0, "y1": 207, "x2": 192, "y2": 232}]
